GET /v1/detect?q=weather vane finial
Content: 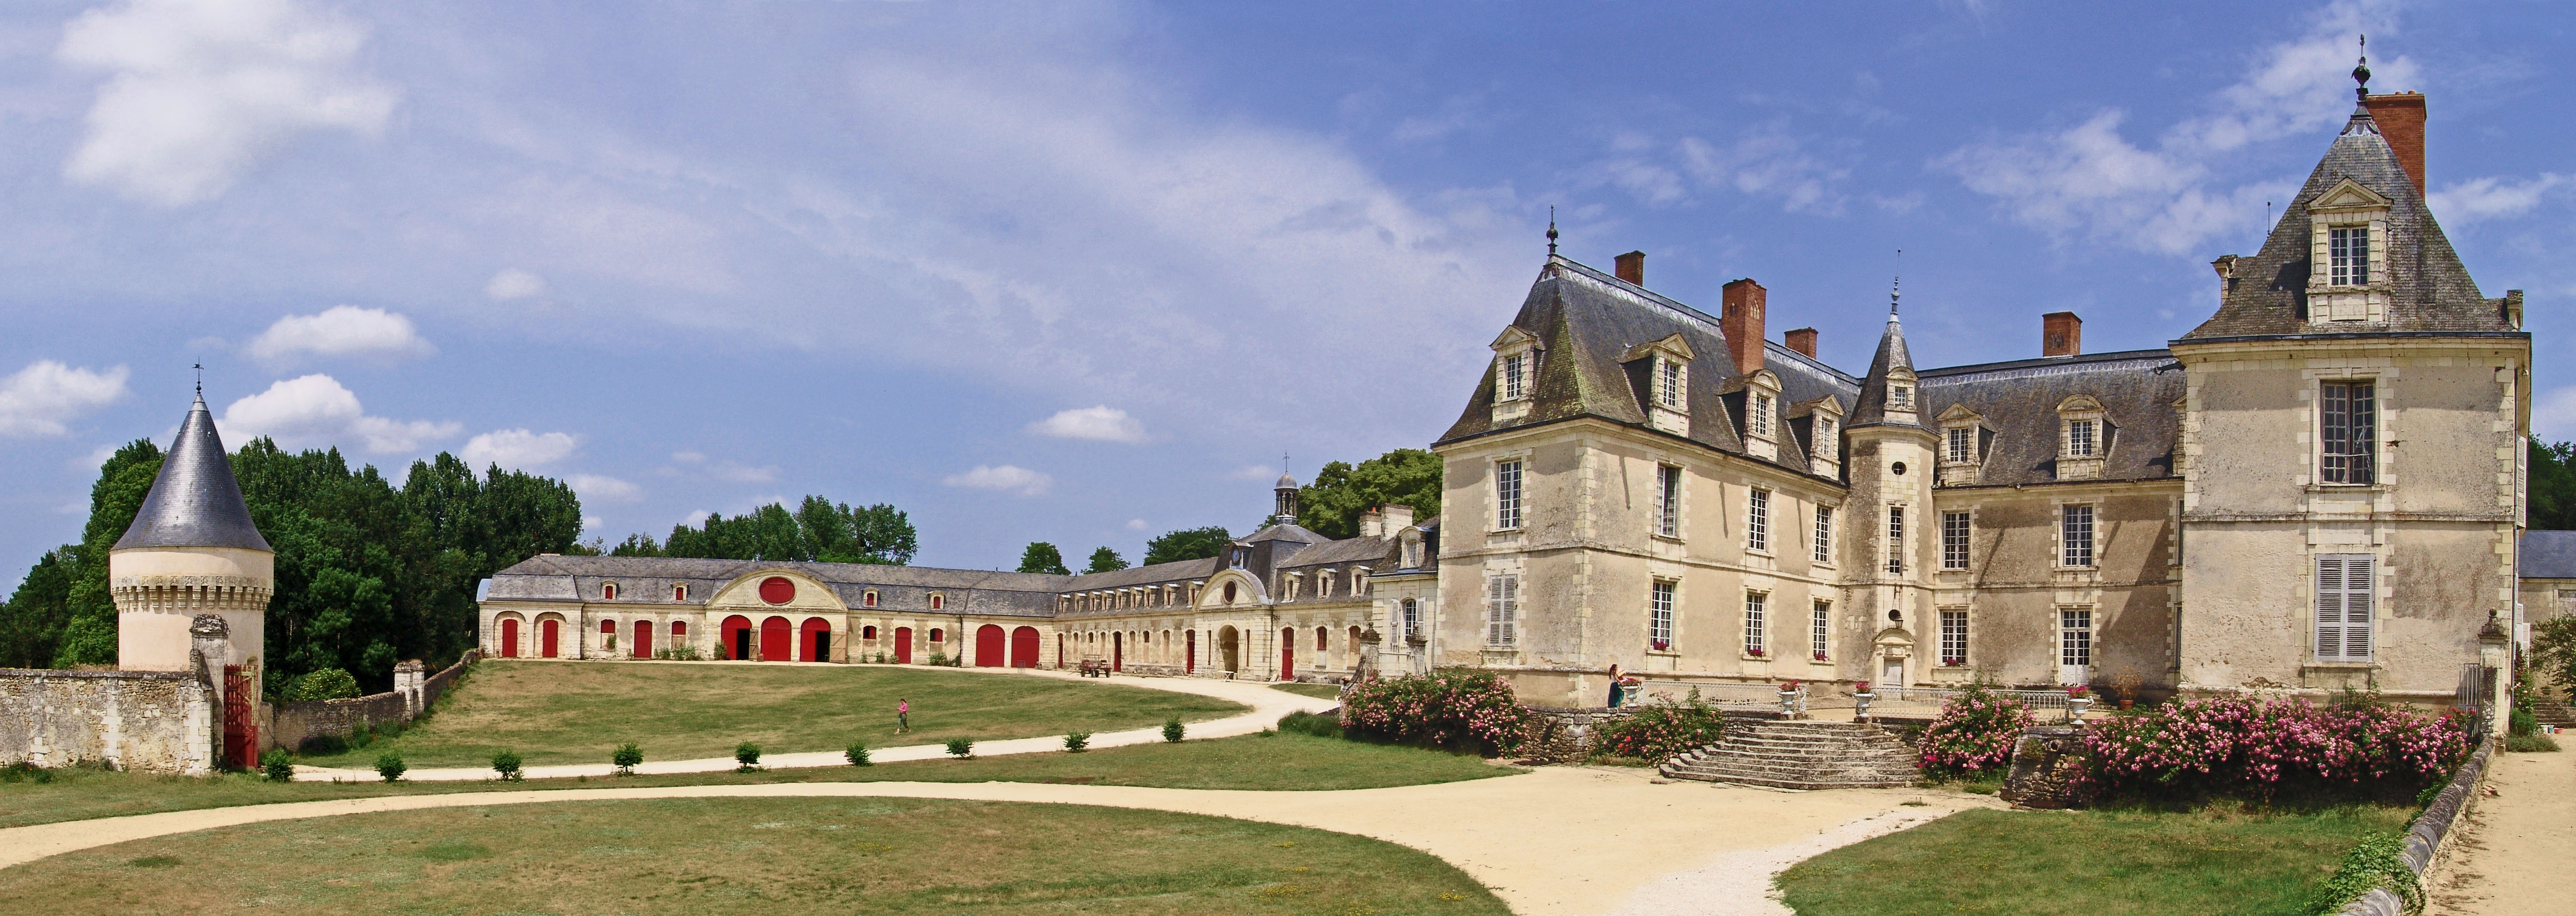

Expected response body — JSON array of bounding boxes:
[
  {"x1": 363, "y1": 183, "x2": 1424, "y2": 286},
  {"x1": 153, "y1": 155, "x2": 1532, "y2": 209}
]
[
  {"x1": 2352, "y1": 34, "x2": 2371, "y2": 102},
  {"x1": 1545, "y1": 205, "x2": 1558, "y2": 257},
  {"x1": 192, "y1": 363, "x2": 202, "y2": 399},
  {"x1": 1890, "y1": 250, "x2": 1902, "y2": 317}
]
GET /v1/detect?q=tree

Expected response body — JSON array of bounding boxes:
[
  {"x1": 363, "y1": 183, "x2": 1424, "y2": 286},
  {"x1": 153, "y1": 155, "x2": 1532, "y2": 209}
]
[
  {"x1": 2532, "y1": 437, "x2": 2576, "y2": 530},
  {"x1": 0, "y1": 550, "x2": 74, "y2": 669},
  {"x1": 1018, "y1": 542, "x2": 1069, "y2": 575},
  {"x1": 657, "y1": 496, "x2": 918, "y2": 564},
  {"x1": 609, "y1": 533, "x2": 665, "y2": 556},
  {"x1": 1294, "y1": 447, "x2": 1443, "y2": 540},
  {"x1": 1143, "y1": 526, "x2": 1232, "y2": 566},
  {"x1": 1086, "y1": 547, "x2": 1128, "y2": 574},
  {"x1": 51, "y1": 439, "x2": 167, "y2": 666}
]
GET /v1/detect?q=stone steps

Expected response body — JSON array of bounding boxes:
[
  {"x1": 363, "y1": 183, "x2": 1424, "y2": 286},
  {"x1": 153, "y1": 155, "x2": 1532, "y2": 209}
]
[
  {"x1": 1658, "y1": 719, "x2": 1921, "y2": 790},
  {"x1": 2528, "y1": 697, "x2": 2576, "y2": 727}
]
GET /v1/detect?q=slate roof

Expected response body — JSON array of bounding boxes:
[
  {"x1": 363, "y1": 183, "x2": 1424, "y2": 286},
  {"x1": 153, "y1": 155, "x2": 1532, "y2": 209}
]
[
  {"x1": 2521, "y1": 531, "x2": 2576, "y2": 580},
  {"x1": 1847, "y1": 311, "x2": 1920, "y2": 430},
  {"x1": 1919, "y1": 350, "x2": 2185, "y2": 486},
  {"x1": 2181, "y1": 108, "x2": 2515, "y2": 341},
  {"x1": 114, "y1": 397, "x2": 271, "y2": 552},
  {"x1": 485, "y1": 555, "x2": 1068, "y2": 617}
]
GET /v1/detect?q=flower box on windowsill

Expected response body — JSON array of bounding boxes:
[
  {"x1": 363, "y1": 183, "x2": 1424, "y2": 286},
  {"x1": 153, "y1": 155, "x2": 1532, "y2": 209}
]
[
  {"x1": 1811, "y1": 651, "x2": 1828, "y2": 662},
  {"x1": 1930, "y1": 665, "x2": 1973, "y2": 684},
  {"x1": 1649, "y1": 641, "x2": 1672, "y2": 652}
]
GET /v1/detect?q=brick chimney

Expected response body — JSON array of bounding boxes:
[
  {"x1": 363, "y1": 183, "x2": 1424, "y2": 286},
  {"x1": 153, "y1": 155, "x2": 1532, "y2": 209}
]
[
  {"x1": 1720, "y1": 279, "x2": 1767, "y2": 377},
  {"x1": 2042, "y1": 311, "x2": 2082, "y2": 358},
  {"x1": 1615, "y1": 250, "x2": 1645, "y2": 286},
  {"x1": 2363, "y1": 92, "x2": 2426, "y2": 196},
  {"x1": 1783, "y1": 327, "x2": 1817, "y2": 358}
]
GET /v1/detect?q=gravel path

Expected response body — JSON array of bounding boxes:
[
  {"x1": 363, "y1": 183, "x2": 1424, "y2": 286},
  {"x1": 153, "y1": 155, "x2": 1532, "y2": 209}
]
[{"x1": 2424, "y1": 747, "x2": 2576, "y2": 915}]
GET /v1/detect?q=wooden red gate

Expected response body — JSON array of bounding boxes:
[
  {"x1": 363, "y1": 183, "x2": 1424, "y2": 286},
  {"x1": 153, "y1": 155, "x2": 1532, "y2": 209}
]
[{"x1": 222, "y1": 665, "x2": 257, "y2": 770}]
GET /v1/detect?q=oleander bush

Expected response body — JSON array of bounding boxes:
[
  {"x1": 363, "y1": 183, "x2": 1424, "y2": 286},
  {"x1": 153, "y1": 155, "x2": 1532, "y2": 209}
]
[
  {"x1": 1339, "y1": 669, "x2": 1531, "y2": 756},
  {"x1": 1593, "y1": 689, "x2": 1726, "y2": 762},
  {"x1": 1917, "y1": 682, "x2": 2034, "y2": 779},
  {"x1": 2080, "y1": 695, "x2": 2472, "y2": 804}
]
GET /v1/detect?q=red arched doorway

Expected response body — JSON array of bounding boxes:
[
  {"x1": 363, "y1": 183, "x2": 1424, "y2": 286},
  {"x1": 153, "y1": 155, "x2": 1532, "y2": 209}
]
[
  {"x1": 633, "y1": 619, "x2": 654, "y2": 658},
  {"x1": 975, "y1": 625, "x2": 1005, "y2": 667},
  {"x1": 894, "y1": 627, "x2": 913, "y2": 663},
  {"x1": 1185, "y1": 629, "x2": 1196, "y2": 672},
  {"x1": 721, "y1": 615, "x2": 752, "y2": 660},
  {"x1": 1055, "y1": 633, "x2": 1065, "y2": 668},
  {"x1": 1280, "y1": 627, "x2": 1295, "y2": 680},
  {"x1": 801, "y1": 617, "x2": 832, "y2": 662},
  {"x1": 540, "y1": 618, "x2": 560, "y2": 658},
  {"x1": 499, "y1": 618, "x2": 519, "y2": 657},
  {"x1": 1112, "y1": 632, "x2": 1123, "y2": 671},
  {"x1": 1011, "y1": 626, "x2": 1039, "y2": 667},
  {"x1": 760, "y1": 617, "x2": 790, "y2": 661}
]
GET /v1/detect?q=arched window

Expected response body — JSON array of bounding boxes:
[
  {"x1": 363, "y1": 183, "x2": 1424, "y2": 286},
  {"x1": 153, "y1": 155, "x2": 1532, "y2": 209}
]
[
  {"x1": 671, "y1": 621, "x2": 686, "y2": 640},
  {"x1": 863, "y1": 589, "x2": 878, "y2": 608},
  {"x1": 602, "y1": 582, "x2": 618, "y2": 600},
  {"x1": 601, "y1": 619, "x2": 616, "y2": 636},
  {"x1": 929, "y1": 593, "x2": 944, "y2": 611},
  {"x1": 1142, "y1": 630, "x2": 1151, "y2": 644},
  {"x1": 929, "y1": 627, "x2": 944, "y2": 643},
  {"x1": 862, "y1": 625, "x2": 878, "y2": 640},
  {"x1": 1316, "y1": 626, "x2": 1329, "y2": 650},
  {"x1": 672, "y1": 584, "x2": 688, "y2": 602}
]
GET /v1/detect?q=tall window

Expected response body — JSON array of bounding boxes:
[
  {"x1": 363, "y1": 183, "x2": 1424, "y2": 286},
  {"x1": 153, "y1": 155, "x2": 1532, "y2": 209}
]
[
  {"x1": 2321, "y1": 382, "x2": 2376, "y2": 484},
  {"x1": 602, "y1": 582, "x2": 617, "y2": 600},
  {"x1": 1655, "y1": 465, "x2": 1682, "y2": 537},
  {"x1": 2066, "y1": 419, "x2": 2097, "y2": 457},
  {"x1": 672, "y1": 584, "x2": 687, "y2": 602},
  {"x1": 1649, "y1": 580, "x2": 1675, "y2": 650},
  {"x1": 1885, "y1": 507, "x2": 1905, "y2": 575},
  {"x1": 2061, "y1": 505, "x2": 2095, "y2": 567},
  {"x1": 1751, "y1": 393, "x2": 1773, "y2": 437},
  {"x1": 1494, "y1": 460, "x2": 1524, "y2": 530},
  {"x1": 929, "y1": 593, "x2": 945, "y2": 610},
  {"x1": 1746, "y1": 488, "x2": 1771, "y2": 553},
  {"x1": 1890, "y1": 384, "x2": 1912, "y2": 409},
  {"x1": 2315, "y1": 555, "x2": 2376, "y2": 660},
  {"x1": 1501, "y1": 352, "x2": 1527, "y2": 400},
  {"x1": 1400, "y1": 598, "x2": 1420, "y2": 641},
  {"x1": 1814, "y1": 416, "x2": 1836, "y2": 456},
  {"x1": 1485, "y1": 574, "x2": 1519, "y2": 646},
  {"x1": 1813, "y1": 505, "x2": 1834, "y2": 563},
  {"x1": 1742, "y1": 591, "x2": 1767, "y2": 656},
  {"x1": 2059, "y1": 609, "x2": 2092, "y2": 669},
  {"x1": 1940, "y1": 610, "x2": 1968, "y2": 665},
  {"x1": 1941, "y1": 511, "x2": 1971, "y2": 570},
  {"x1": 1945, "y1": 427, "x2": 1972, "y2": 463},
  {"x1": 2329, "y1": 225, "x2": 2369, "y2": 286},
  {"x1": 1657, "y1": 360, "x2": 1684, "y2": 408},
  {"x1": 1810, "y1": 601, "x2": 1831, "y2": 659}
]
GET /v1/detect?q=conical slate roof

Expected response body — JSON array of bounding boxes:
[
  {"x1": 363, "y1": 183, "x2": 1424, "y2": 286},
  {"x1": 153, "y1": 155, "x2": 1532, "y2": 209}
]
[
  {"x1": 113, "y1": 397, "x2": 270, "y2": 552},
  {"x1": 1846, "y1": 310, "x2": 1920, "y2": 429}
]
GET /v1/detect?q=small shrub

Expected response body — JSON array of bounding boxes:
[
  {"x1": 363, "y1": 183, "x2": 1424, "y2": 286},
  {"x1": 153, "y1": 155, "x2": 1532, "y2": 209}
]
[
  {"x1": 490, "y1": 749, "x2": 523, "y2": 781},
  {"x1": 926, "y1": 650, "x2": 948, "y2": 666},
  {"x1": 374, "y1": 752, "x2": 406, "y2": 783},
  {"x1": 260, "y1": 749, "x2": 294, "y2": 783},
  {"x1": 845, "y1": 742, "x2": 871, "y2": 766},
  {"x1": 1064, "y1": 732, "x2": 1090, "y2": 753},
  {"x1": 2510, "y1": 705, "x2": 2540, "y2": 737},
  {"x1": 2307, "y1": 832, "x2": 2419, "y2": 915},
  {"x1": 1917, "y1": 681, "x2": 2033, "y2": 780},
  {"x1": 1278, "y1": 710, "x2": 1344, "y2": 739},
  {"x1": 289, "y1": 668, "x2": 361, "y2": 702},
  {"x1": 1594, "y1": 689, "x2": 1726, "y2": 762},
  {"x1": 734, "y1": 742, "x2": 762, "y2": 772},
  {"x1": 1, "y1": 761, "x2": 52, "y2": 784},
  {"x1": 2507, "y1": 732, "x2": 2561, "y2": 753},
  {"x1": 1340, "y1": 669, "x2": 1531, "y2": 756},
  {"x1": 611, "y1": 743, "x2": 643, "y2": 775},
  {"x1": 946, "y1": 737, "x2": 975, "y2": 759},
  {"x1": 1163, "y1": 718, "x2": 1186, "y2": 743}
]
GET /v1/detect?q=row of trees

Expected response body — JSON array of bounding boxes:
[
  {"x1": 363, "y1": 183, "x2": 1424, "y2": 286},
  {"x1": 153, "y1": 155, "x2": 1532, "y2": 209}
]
[
  {"x1": 1008, "y1": 448, "x2": 1445, "y2": 577},
  {"x1": 604, "y1": 496, "x2": 917, "y2": 564}
]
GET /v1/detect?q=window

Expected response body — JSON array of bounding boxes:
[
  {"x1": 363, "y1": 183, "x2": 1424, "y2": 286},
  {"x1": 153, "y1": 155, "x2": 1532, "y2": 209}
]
[
  {"x1": 1649, "y1": 580, "x2": 1675, "y2": 650},
  {"x1": 1495, "y1": 460, "x2": 1524, "y2": 530},
  {"x1": 1945, "y1": 427, "x2": 1972, "y2": 463},
  {"x1": 672, "y1": 584, "x2": 688, "y2": 602},
  {"x1": 1940, "y1": 610, "x2": 1968, "y2": 665},
  {"x1": 1401, "y1": 598, "x2": 1420, "y2": 641},
  {"x1": 1501, "y1": 352, "x2": 1528, "y2": 400},
  {"x1": 2067, "y1": 419, "x2": 2097, "y2": 457},
  {"x1": 1751, "y1": 393, "x2": 1773, "y2": 437},
  {"x1": 602, "y1": 582, "x2": 617, "y2": 600},
  {"x1": 1814, "y1": 416, "x2": 1835, "y2": 452},
  {"x1": 862, "y1": 589, "x2": 878, "y2": 608},
  {"x1": 1485, "y1": 574, "x2": 1519, "y2": 646},
  {"x1": 862, "y1": 625, "x2": 877, "y2": 640},
  {"x1": 1657, "y1": 360, "x2": 1684, "y2": 408},
  {"x1": 1891, "y1": 384, "x2": 1912, "y2": 410},
  {"x1": 1655, "y1": 465, "x2": 1682, "y2": 537},
  {"x1": 2059, "y1": 609, "x2": 2092, "y2": 668},
  {"x1": 1316, "y1": 627, "x2": 1329, "y2": 651},
  {"x1": 1813, "y1": 505, "x2": 1834, "y2": 563},
  {"x1": 2329, "y1": 225, "x2": 2369, "y2": 286},
  {"x1": 672, "y1": 621, "x2": 686, "y2": 639},
  {"x1": 2321, "y1": 382, "x2": 2376, "y2": 484},
  {"x1": 2061, "y1": 505, "x2": 2095, "y2": 568},
  {"x1": 929, "y1": 593, "x2": 945, "y2": 611},
  {"x1": 930, "y1": 627, "x2": 944, "y2": 643},
  {"x1": 1941, "y1": 511, "x2": 1970, "y2": 570},
  {"x1": 1885, "y1": 507, "x2": 1905, "y2": 575},
  {"x1": 1318, "y1": 571, "x2": 1334, "y2": 598},
  {"x1": 1811, "y1": 601, "x2": 1831, "y2": 659},
  {"x1": 1746, "y1": 488, "x2": 1771, "y2": 553},
  {"x1": 1743, "y1": 591, "x2": 1767, "y2": 656},
  {"x1": 2315, "y1": 554, "x2": 2376, "y2": 660}
]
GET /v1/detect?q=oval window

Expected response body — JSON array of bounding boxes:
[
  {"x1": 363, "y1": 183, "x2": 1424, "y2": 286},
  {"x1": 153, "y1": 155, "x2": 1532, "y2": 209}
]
[
  {"x1": 1223, "y1": 582, "x2": 1238, "y2": 603},
  {"x1": 1890, "y1": 461, "x2": 1908, "y2": 476},
  {"x1": 759, "y1": 576, "x2": 795, "y2": 604}
]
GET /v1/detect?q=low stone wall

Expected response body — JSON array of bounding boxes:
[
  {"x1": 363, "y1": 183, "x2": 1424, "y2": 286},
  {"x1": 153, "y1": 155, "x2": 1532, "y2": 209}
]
[
  {"x1": 1519, "y1": 706, "x2": 1635, "y2": 763},
  {"x1": 0, "y1": 668, "x2": 216, "y2": 774},
  {"x1": 1998, "y1": 725, "x2": 2088, "y2": 808},
  {"x1": 263, "y1": 651, "x2": 479, "y2": 753},
  {"x1": 2338, "y1": 737, "x2": 2496, "y2": 916}
]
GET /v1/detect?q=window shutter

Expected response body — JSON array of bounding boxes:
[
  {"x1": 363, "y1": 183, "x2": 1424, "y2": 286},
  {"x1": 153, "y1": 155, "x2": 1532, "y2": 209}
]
[
  {"x1": 1500, "y1": 576, "x2": 1517, "y2": 644},
  {"x1": 2342, "y1": 557, "x2": 2372, "y2": 658},
  {"x1": 2315, "y1": 555, "x2": 2375, "y2": 660}
]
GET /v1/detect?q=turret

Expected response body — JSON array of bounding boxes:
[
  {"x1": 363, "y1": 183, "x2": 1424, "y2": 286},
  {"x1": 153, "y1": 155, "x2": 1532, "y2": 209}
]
[
  {"x1": 1843, "y1": 284, "x2": 1938, "y2": 687},
  {"x1": 110, "y1": 396, "x2": 273, "y2": 695}
]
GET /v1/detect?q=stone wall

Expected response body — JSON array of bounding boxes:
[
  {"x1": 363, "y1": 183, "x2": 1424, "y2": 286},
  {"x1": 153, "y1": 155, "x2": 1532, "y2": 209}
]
[
  {"x1": 264, "y1": 651, "x2": 479, "y2": 753},
  {"x1": 0, "y1": 668, "x2": 215, "y2": 774}
]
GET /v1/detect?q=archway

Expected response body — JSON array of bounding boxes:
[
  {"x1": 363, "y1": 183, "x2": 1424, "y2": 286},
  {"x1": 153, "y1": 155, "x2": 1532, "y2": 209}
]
[
  {"x1": 1055, "y1": 632, "x2": 1065, "y2": 668},
  {"x1": 760, "y1": 617, "x2": 790, "y2": 661},
  {"x1": 1112, "y1": 632, "x2": 1123, "y2": 671},
  {"x1": 1011, "y1": 626, "x2": 1040, "y2": 668},
  {"x1": 1218, "y1": 626, "x2": 1239, "y2": 674},
  {"x1": 1280, "y1": 628, "x2": 1296, "y2": 681},
  {"x1": 1348, "y1": 626, "x2": 1362, "y2": 668},
  {"x1": 894, "y1": 627, "x2": 913, "y2": 663},
  {"x1": 540, "y1": 618, "x2": 560, "y2": 658},
  {"x1": 975, "y1": 625, "x2": 1005, "y2": 667},
  {"x1": 722, "y1": 615, "x2": 752, "y2": 660},
  {"x1": 801, "y1": 617, "x2": 832, "y2": 662},
  {"x1": 499, "y1": 617, "x2": 520, "y2": 658},
  {"x1": 1185, "y1": 629, "x2": 1196, "y2": 672},
  {"x1": 633, "y1": 619, "x2": 654, "y2": 658}
]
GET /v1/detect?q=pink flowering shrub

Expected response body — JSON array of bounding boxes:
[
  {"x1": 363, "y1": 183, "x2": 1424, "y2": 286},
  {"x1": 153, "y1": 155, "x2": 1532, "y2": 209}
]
[
  {"x1": 1918, "y1": 683, "x2": 2034, "y2": 778},
  {"x1": 1595, "y1": 690, "x2": 1726, "y2": 761},
  {"x1": 1340, "y1": 669, "x2": 1531, "y2": 756},
  {"x1": 2081, "y1": 696, "x2": 2471, "y2": 803}
]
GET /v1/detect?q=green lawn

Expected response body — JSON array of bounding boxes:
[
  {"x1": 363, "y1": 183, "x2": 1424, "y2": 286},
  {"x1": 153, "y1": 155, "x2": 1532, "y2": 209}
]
[
  {"x1": 1270, "y1": 682, "x2": 1344, "y2": 700},
  {"x1": 0, "y1": 732, "x2": 1520, "y2": 829},
  {"x1": 1776, "y1": 805, "x2": 2416, "y2": 916},
  {"x1": 0, "y1": 797, "x2": 1511, "y2": 915},
  {"x1": 298, "y1": 660, "x2": 1245, "y2": 768}
]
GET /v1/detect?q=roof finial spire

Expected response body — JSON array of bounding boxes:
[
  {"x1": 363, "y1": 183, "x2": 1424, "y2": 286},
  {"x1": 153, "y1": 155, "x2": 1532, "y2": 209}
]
[
  {"x1": 2352, "y1": 34, "x2": 2371, "y2": 102},
  {"x1": 1889, "y1": 249, "x2": 1902, "y2": 318},
  {"x1": 1545, "y1": 206, "x2": 1558, "y2": 257},
  {"x1": 192, "y1": 363, "x2": 202, "y2": 401}
]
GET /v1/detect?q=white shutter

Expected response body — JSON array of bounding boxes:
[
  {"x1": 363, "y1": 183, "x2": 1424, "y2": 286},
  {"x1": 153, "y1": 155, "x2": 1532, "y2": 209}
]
[
  {"x1": 2316, "y1": 555, "x2": 2375, "y2": 660},
  {"x1": 1487, "y1": 575, "x2": 1519, "y2": 646},
  {"x1": 2314, "y1": 557, "x2": 2344, "y2": 658},
  {"x1": 1500, "y1": 576, "x2": 1518, "y2": 645}
]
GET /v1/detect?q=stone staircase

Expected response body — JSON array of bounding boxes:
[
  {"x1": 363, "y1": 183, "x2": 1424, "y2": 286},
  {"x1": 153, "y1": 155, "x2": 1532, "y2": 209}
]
[
  {"x1": 1658, "y1": 719, "x2": 1921, "y2": 790},
  {"x1": 2527, "y1": 695, "x2": 2576, "y2": 729}
]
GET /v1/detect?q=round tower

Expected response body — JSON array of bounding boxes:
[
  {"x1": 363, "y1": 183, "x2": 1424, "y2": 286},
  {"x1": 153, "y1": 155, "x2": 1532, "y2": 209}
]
[{"x1": 109, "y1": 395, "x2": 273, "y2": 690}]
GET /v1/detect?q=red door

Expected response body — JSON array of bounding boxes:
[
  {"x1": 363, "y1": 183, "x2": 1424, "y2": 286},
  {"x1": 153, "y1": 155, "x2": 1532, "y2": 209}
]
[
  {"x1": 760, "y1": 617, "x2": 790, "y2": 661},
  {"x1": 1011, "y1": 626, "x2": 1039, "y2": 668},
  {"x1": 976, "y1": 625, "x2": 1005, "y2": 667},
  {"x1": 633, "y1": 620, "x2": 653, "y2": 658},
  {"x1": 722, "y1": 615, "x2": 752, "y2": 659},
  {"x1": 1055, "y1": 633, "x2": 1065, "y2": 668},
  {"x1": 895, "y1": 627, "x2": 913, "y2": 663},
  {"x1": 500, "y1": 618, "x2": 519, "y2": 657},
  {"x1": 1186, "y1": 630, "x2": 1195, "y2": 672},
  {"x1": 222, "y1": 665, "x2": 256, "y2": 769},
  {"x1": 1280, "y1": 628, "x2": 1295, "y2": 681},
  {"x1": 1112, "y1": 632, "x2": 1123, "y2": 671},
  {"x1": 541, "y1": 619, "x2": 560, "y2": 658},
  {"x1": 800, "y1": 618, "x2": 831, "y2": 662}
]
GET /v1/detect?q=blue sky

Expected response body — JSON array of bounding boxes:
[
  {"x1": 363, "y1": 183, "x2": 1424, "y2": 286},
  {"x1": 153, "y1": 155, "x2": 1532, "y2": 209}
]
[{"x1": 1, "y1": 0, "x2": 2569, "y2": 573}]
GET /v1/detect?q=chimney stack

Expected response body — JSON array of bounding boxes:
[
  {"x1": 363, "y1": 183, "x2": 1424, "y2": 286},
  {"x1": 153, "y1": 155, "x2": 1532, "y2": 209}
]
[
  {"x1": 1783, "y1": 328, "x2": 1818, "y2": 359},
  {"x1": 1614, "y1": 250, "x2": 1645, "y2": 286},
  {"x1": 1380, "y1": 503, "x2": 1415, "y2": 532},
  {"x1": 2363, "y1": 92, "x2": 2427, "y2": 196},
  {"x1": 2042, "y1": 311, "x2": 2082, "y2": 358},
  {"x1": 1720, "y1": 279, "x2": 1767, "y2": 377},
  {"x1": 1359, "y1": 509, "x2": 1384, "y2": 539}
]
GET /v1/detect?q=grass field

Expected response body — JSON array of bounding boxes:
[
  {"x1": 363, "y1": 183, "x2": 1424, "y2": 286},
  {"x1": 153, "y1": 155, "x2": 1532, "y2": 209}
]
[
  {"x1": 1270, "y1": 682, "x2": 1344, "y2": 700},
  {"x1": 0, "y1": 732, "x2": 1519, "y2": 829},
  {"x1": 0, "y1": 796, "x2": 1512, "y2": 915},
  {"x1": 1775, "y1": 804, "x2": 2415, "y2": 916},
  {"x1": 298, "y1": 660, "x2": 1246, "y2": 768}
]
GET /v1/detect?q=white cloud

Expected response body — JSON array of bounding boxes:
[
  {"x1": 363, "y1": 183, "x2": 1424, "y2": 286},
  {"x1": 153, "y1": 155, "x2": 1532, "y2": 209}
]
[
  {"x1": 484, "y1": 268, "x2": 548, "y2": 300},
  {"x1": 1125, "y1": 518, "x2": 1147, "y2": 531},
  {"x1": 943, "y1": 464, "x2": 1052, "y2": 496},
  {"x1": 71, "y1": 443, "x2": 119, "y2": 471},
  {"x1": 1227, "y1": 464, "x2": 1280, "y2": 481},
  {"x1": 243, "y1": 305, "x2": 435, "y2": 366},
  {"x1": 1677, "y1": 131, "x2": 1851, "y2": 216},
  {"x1": 57, "y1": 0, "x2": 399, "y2": 206},
  {"x1": 2429, "y1": 174, "x2": 2570, "y2": 226},
  {"x1": 2538, "y1": 387, "x2": 2576, "y2": 441},
  {"x1": 682, "y1": 509, "x2": 712, "y2": 527},
  {"x1": 0, "y1": 360, "x2": 130, "y2": 437},
  {"x1": 581, "y1": 515, "x2": 604, "y2": 536},
  {"x1": 566, "y1": 473, "x2": 642, "y2": 503},
  {"x1": 709, "y1": 461, "x2": 778, "y2": 483},
  {"x1": 219, "y1": 374, "x2": 459, "y2": 453},
  {"x1": 1027, "y1": 405, "x2": 1146, "y2": 443},
  {"x1": 460, "y1": 428, "x2": 578, "y2": 469}
]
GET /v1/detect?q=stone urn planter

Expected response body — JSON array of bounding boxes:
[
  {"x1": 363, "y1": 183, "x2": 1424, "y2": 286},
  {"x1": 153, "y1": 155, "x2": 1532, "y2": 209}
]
[
  {"x1": 1777, "y1": 690, "x2": 1799, "y2": 716},
  {"x1": 1853, "y1": 690, "x2": 1876, "y2": 720},
  {"x1": 2068, "y1": 696, "x2": 2094, "y2": 720}
]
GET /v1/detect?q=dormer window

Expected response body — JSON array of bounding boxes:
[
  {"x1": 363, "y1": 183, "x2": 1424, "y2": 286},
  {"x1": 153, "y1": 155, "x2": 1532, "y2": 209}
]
[
  {"x1": 1751, "y1": 393, "x2": 1773, "y2": 437},
  {"x1": 2329, "y1": 226, "x2": 2369, "y2": 286},
  {"x1": 602, "y1": 582, "x2": 617, "y2": 601},
  {"x1": 863, "y1": 589, "x2": 878, "y2": 607},
  {"x1": 1945, "y1": 427, "x2": 1973, "y2": 463},
  {"x1": 1501, "y1": 352, "x2": 1528, "y2": 401},
  {"x1": 2304, "y1": 178, "x2": 2392, "y2": 321},
  {"x1": 1890, "y1": 385, "x2": 1912, "y2": 410},
  {"x1": 672, "y1": 584, "x2": 688, "y2": 602},
  {"x1": 2053, "y1": 395, "x2": 2109, "y2": 481},
  {"x1": 1490, "y1": 327, "x2": 1543, "y2": 422},
  {"x1": 2066, "y1": 419, "x2": 2097, "y2": 457},
  {"x1": 1657, "y1": 359, "x2": 1684, "y2": 409},
  {"x1": 1815, "y1": 415, "x2": 1835, "y2": 446},
  {"x1": 929, "y1": 593, "x2": 944, "y2": 611}
]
